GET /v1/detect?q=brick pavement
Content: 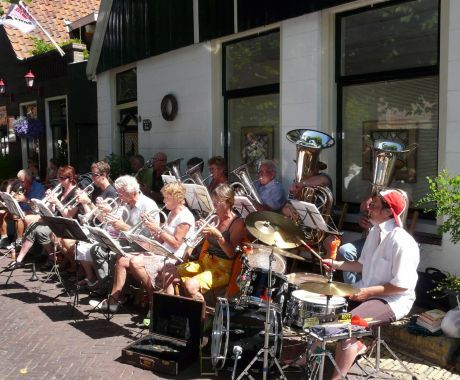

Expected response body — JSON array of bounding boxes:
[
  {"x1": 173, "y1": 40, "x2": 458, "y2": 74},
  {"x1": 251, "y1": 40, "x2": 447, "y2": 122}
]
[{"x1": 0, "y1": 257, "x2": 459, "y2": 380}]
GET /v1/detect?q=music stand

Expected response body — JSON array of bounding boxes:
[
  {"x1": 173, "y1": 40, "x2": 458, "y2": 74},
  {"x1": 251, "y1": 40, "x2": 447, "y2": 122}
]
[
  {"x1": 233, "y1": 195, "x2": 257, "y2": 219},
  {"x1": 31, "y1": 198, "x2": 54, "y2": 217},
  {"x1": 289, "y1": 199, "x2": 340, "y2": 235},
  {"x1": 39, "y1": 216, "x2": 90, "y2": 301},
  {"x1": 184, "y1": 183, "x2": 214, "y2": 216},
  {"x1": 0, "y1": 192, "x2": 26, "y2": 263},
  {"x1": 38, "y1": 215, "x2": 90, "y2": 307}
]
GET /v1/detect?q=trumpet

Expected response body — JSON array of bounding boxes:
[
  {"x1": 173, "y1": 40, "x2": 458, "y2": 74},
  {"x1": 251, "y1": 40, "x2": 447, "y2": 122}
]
[
  {"x1": 94, "y1": 197, "x2": 130, "y2": 228},
  {"x1": 184, "y1": 212, "x2": 220, "y2": 248},
  {"x1": 62, "y1": 182, "x2": 95, "y2": 209},
  {"x1": 42, "y1": 183, "x2": 63, "y2": 205},
  {"x1": 128, "y1": 206, "x2": 167, "y2": 236}
]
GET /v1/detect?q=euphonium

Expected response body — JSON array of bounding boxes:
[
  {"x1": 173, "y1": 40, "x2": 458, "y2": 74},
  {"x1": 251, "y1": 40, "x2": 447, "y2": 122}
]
[
  {"x1": 184, "y1": 212, "x2": 220, "y2": 248},
  {"x1": 184, "y1": 161, "x2": 211, "y2": 186},
  {"x1": 230, "y1": 164, "x2": 263, "y2": 204},
  {"x1": 286, "y1": 129, "x2": 336, "y2": 244}
]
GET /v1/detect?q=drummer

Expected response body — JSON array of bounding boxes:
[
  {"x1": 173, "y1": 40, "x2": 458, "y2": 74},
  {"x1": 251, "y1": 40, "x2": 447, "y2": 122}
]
[
  {"x1": 322, "y1": 189, "x2": 419, "y2": 379},
  {"x1": 170, "y1": 184, "x2": 247, "y2": 306}
]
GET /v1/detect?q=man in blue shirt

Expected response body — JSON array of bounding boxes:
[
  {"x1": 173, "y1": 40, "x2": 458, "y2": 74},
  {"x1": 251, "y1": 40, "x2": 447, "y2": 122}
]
[{"x1": 254, "y1": 160, "x2": 286, "y2": 212}]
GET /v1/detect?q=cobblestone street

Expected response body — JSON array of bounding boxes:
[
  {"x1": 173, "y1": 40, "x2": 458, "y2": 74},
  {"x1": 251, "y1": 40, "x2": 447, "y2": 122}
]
[{"x1": 0, "y1": 259, "x2": 459, "y2": 380}]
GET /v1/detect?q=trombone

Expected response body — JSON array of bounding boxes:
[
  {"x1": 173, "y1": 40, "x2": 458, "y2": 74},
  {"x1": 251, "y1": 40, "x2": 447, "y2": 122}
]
[{"x1": 184, "y1": 212, "x2": 220, "y2": 248}]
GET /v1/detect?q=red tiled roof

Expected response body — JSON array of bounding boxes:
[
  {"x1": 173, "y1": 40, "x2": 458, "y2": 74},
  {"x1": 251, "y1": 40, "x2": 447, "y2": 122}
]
[{"x1": 0, "y1": 0, "x2": 100, "y2": 60}]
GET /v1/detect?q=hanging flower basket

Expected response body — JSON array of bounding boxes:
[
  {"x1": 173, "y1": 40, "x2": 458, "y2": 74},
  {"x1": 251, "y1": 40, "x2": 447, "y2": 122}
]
[{"x1": 13, "y1": 117, "x2": 45, "y2": 139}]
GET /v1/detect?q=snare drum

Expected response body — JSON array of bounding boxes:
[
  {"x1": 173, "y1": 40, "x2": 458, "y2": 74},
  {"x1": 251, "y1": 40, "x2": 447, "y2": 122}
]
[
  {"x1": 211, "y1": 298, "x2": 283, "y2": 372},
  {"x1": 285, "y1": 289, "x2": 347, "y2": 328}
]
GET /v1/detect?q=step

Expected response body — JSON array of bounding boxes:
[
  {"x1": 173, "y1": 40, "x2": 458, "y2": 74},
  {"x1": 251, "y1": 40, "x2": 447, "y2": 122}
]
[{"x1": 381, "y1": 317, "x2": 460, "y2": 367}]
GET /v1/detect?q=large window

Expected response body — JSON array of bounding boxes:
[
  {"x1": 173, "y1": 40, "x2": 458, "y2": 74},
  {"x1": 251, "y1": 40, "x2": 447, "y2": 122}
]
[
  {"x1": 223, "y1": 31, "x2": 280, "y2": 175},
  {"x1": 337, "y1": 0, "x2": 439, "y2": 212}
]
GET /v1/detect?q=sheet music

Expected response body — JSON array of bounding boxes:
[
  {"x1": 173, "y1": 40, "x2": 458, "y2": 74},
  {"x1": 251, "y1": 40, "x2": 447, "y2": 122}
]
[
  {"x1": 86, "y1": 225, "x2": 129, "y2": 257},
  {"x1": 161, "y1": 174, "x2": 179, "y2": 184},
  {"x1": 183, "y1": 183, "x2": 214, "y2": 215},
  {"x1": 31, "y1": 198, "x2": 54, "y2": 217},
  {"x1": 0, "y1": 191, "x2": 26, "y2": 219},
  {"x1": 127, "y1": 233, "x2": 182, "y2": 263},
  {"x1": 41, "y1": 216, "x2": 90, "y2": 242},
  {"x1": 289, "y1": 199, "x2": 339, "y2": 234},
  {"x1": 233, "y1": 195, "x2": 257, "y2": 218}
]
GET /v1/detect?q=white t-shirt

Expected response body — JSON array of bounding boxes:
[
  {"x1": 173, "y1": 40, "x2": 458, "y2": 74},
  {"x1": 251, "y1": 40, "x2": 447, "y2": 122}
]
[
  {"x1": 356, "y1": 219, "x2": 420, "y2": 320},
  {"x1": 162, "y1": 207, "x2": 195, "y2": 260}
]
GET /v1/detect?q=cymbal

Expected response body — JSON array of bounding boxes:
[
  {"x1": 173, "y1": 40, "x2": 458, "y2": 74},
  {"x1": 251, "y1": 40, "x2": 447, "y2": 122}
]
[
  {"x1": 286, "y1": 272, "x2": 328, "y2": 285},
  {"x1": 246, "y1": 211, "x2": 303, "y2": 249},
  {"x1": 299, "y1": 280, "x2": 359, "y2": 297}
]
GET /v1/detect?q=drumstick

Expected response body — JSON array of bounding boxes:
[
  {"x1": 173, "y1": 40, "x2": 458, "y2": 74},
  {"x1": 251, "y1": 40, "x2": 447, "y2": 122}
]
[{"x1": 299, "y1": 239, "x2": 323, "y2": 262}]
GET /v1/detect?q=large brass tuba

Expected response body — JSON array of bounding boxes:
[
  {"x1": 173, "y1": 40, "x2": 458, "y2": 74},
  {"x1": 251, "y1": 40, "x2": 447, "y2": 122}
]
[
  {"x1": 165, "y1": 158, "x2": 184, "y2": 181},
  {"x1": 230, "y1": 164, "x2": 263, "y2": 205},
  {"x1": 286, "y1": 129, "x2": 336, "y2": 244},
  {"x1": 368, "y1": 139, "x2": 414, "y2": 226},
  {"x1": 185, "y1": 160, "x2": 211, "y2": 187}
]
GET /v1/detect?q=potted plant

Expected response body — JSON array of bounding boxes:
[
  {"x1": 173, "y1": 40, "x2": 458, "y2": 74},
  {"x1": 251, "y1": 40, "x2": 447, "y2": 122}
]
[{"x1": 419, "y1": 169, "x2": 460, "y2": 308}]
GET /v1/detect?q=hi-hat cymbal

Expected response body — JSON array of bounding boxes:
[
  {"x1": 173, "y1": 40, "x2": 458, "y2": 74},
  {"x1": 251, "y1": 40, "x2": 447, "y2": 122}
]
[
  {"x1": 286, "y1": 272, "x2": 328, "y2": 285},
  {"x1": 299, "y1": 280, "x2": 359, "y2": 296},
  {"x1": 246, "y1": 211, "x2": 303, "y2": 249}
]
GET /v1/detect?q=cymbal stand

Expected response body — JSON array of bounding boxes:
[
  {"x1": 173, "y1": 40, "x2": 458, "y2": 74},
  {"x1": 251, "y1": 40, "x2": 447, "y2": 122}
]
[{"x1": 236, "y1": 243, "x2": 287, "y2": 380}]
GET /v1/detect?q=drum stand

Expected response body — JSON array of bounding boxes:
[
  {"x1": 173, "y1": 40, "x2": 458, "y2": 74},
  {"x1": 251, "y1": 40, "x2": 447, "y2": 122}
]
[{"x1": 236, "y1": 244, "x2": 287, "y2": 380}]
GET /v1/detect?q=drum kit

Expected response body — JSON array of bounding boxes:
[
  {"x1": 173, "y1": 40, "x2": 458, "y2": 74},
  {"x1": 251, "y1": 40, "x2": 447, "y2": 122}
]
[{"x1": 210, "y1": 211, "x2": 359, "y2": 380}]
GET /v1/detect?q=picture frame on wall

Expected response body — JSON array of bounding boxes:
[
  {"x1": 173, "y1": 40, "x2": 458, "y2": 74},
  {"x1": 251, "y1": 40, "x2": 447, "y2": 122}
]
[{"x1": 241, "y1": 126, "x2": 274, "y2": 173}]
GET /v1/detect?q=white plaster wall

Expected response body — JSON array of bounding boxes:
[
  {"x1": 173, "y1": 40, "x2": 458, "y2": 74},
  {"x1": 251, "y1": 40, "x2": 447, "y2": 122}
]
[
  {"x1": 279, "y1": 13, "x2": 325, "y2": 189},
  {"x1": 136, "y1": 43, "x2": 213, "y2": 166},
  {"x1": 418, "y1": 0, "x2": 460, "y2": 275}
]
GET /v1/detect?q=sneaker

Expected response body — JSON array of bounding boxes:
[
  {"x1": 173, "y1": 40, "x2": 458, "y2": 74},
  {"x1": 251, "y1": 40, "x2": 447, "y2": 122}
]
[
  {"x1": 0, "y1": 237, "x2": 10, "y2": 249},
  {"x1": 89, "y1": 298, "x2": 119, "y2": 313}
]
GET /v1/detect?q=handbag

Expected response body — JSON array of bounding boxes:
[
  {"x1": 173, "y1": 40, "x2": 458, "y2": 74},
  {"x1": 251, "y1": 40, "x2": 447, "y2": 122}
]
[{"x1": 414, "y1": 267, "x2": 450, "y2": 310}]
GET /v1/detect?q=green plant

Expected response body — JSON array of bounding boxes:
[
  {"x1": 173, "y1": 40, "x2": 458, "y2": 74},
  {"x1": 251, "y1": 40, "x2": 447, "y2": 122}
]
[
  {"x1": 418, "y1": 169, "x2": 460, "y2": 243},
  {"x1": 432, "y1": 273, "x2": 460, "y2": 294},
  {"x1": 103, "y1": 153, "x2": 129, "y2": 180},
  {"x1": 30, "y1": 37, "x2": 54, "y2": 55}
]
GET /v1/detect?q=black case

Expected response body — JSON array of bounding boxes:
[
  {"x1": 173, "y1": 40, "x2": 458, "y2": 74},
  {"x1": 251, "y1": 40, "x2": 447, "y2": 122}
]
[{"x1": 121, "y1": 292, "x2": 204, "y2": 375}]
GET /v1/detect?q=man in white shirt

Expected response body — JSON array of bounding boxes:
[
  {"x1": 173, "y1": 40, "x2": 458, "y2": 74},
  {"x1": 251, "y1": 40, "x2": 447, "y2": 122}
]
[{"x1": 323, "y1": 189, "x2": 419, "y2": 379}]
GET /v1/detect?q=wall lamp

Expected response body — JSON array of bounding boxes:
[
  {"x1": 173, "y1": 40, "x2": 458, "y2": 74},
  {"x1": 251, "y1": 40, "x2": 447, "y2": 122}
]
[
  {"x1": 24, "y1": 70, "x2": 43, "y2": 97},
  {"x1": 0, "y1": 78, "x2": 14, "y2": 102}
]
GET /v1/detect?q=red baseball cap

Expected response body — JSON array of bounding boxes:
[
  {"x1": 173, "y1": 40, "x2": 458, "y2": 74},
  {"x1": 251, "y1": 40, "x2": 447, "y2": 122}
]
[{"x1": 379, "y1": 189, "x2": 406, "y2": 227}]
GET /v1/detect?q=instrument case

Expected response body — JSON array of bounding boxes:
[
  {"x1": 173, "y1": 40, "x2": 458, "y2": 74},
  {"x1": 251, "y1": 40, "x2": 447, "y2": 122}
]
[{"x1": 121, "y1": 292, "x2": 204, "y2": 375}]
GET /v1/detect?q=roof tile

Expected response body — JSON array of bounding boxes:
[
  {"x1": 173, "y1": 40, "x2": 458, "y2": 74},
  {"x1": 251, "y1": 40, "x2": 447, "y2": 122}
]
[{"x1": 0, "y1": 0, "x2": 100, "y2": 59}]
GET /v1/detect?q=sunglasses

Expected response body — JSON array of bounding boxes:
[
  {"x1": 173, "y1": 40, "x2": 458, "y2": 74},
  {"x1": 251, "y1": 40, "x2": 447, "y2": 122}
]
[
  {"x1": 58, "y1": 176, "x2": 70, "y2": 181},
  {"x1": 91, "y1": 172, "x2": 102, "y2": 177}
]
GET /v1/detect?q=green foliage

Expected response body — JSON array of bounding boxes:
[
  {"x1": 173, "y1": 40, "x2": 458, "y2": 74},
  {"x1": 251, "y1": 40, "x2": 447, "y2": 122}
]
[
  {"x1": 103, "y1": 153, "x2": 129, "y2": 181},
  {"x1": 432, "y1": 273, "x2": 460, "y2": 293},
  {"x1": 418, "y1": 169, "x2": 460, "y2": 244},
  {"x1": 30, "y1": 38, "x2": 87, "y2": 56},
  {"x1": 30, "y1": 37, "x2": 54, "y2": 55}
]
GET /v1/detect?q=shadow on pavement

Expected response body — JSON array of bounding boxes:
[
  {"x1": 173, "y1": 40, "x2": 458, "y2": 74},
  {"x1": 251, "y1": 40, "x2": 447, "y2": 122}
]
[
  {"x1": 38, "y1": 304, "x2": 87, "y2": 322},
  {"x1": 70, "y1": 319, "x2": 133, "y2": 339},
  {"x1": 2, "y1": 290, "x2": 55, "y2": 303}
]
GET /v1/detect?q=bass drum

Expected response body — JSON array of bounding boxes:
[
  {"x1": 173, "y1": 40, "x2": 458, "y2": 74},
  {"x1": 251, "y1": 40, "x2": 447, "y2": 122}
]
[{"x1": 211, "y1": 298, "x2": 283, "y2": 372}]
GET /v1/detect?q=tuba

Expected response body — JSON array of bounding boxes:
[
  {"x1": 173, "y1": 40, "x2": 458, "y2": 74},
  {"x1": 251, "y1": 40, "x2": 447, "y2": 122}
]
[
  {"x1": 286, "y1": 129, "x2": 336, "y2": 244},
  {"x1": 230, "y1": 164, "x2": 263, "y2": 205},
  {"x1": 368, "y1": 139, "x2": 415, "y2": 226},
  {"x1": 165, "y1": 158, "x2": 184, "y2": 181}
]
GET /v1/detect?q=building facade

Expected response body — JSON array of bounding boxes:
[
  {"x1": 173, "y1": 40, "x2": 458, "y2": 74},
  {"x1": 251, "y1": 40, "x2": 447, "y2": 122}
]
[{"x1": 89, "y1": 0, "x2": 459, "y2": 274}]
